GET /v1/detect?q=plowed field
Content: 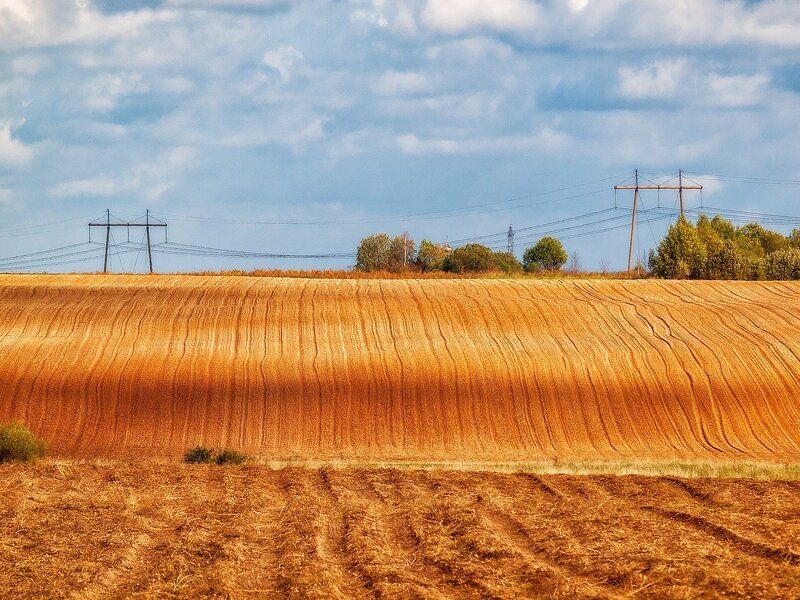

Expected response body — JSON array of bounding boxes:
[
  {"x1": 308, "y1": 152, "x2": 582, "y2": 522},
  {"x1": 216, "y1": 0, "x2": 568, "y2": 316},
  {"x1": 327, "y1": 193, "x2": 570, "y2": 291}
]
[
  {"x1": 2, "y1": 463, "x2": 799, "y2": 598},
  {"x1": 1, "y1": 274, "x2": 799, "y2": 460}
]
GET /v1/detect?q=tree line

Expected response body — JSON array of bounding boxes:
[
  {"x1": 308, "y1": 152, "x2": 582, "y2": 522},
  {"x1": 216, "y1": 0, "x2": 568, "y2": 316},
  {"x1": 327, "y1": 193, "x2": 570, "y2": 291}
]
[
  {"x1": 355, "y1": 233, "x2": 569, "y2": 274},
  {"x1": 355, "y1": 214, "x2": 800, "y2": 279},
  {"x1": 649, "y1": 215, "x2": 800, "y2": 280}
]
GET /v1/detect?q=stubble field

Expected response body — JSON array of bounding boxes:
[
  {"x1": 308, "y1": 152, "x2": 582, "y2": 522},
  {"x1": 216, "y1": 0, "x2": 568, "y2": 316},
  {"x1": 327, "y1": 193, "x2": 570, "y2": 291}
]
[{"x1": 2, "y1": 462, "x2": 800, "y2": 599}]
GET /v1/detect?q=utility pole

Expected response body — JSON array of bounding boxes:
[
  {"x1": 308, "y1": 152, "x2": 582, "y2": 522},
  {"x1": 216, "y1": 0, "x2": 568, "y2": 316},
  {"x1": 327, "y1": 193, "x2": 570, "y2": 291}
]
[
  {"x1": 627, "y1": 170, "x2": 639, "y2": 272},
  {"x1": 103, "y1": 208, "x2": 110, "y2": 274},
  {"x1": 146, "y1": 209, "x2": 153, "y2": 274},
  {"x1": 507, "y1": 225, "x2": 514, "y2": 255},
  {"x1": 89, "y1": 211, "x2": 167, "y2": 274},
  {"x1": 615, "y1": 169, "x2": 702, "y2": 271}
]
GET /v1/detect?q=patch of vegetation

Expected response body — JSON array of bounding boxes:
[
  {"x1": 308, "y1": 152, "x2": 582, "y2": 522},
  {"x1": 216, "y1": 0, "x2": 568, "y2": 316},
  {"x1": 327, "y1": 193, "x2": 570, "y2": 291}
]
[
  {"x1": 523, "y1": 236, "x2": 568, "y2": 272},
  {"x1": 355, "y1": 233, "x2": 556, "y2": 275},
  {"x1": 0, "y1": 422, "x2": 46, "y2": 463},
  {"x1": 183, "y1": 446, "x2": 214, "y2": 464},
  {"x1": 183, "y1": 446, "x2": 248, "y2": 465},
  {"x1": 649, "y1": 214, "x2": 800, "y2": 280},
  {"x1": 355, "y1": 233, "x2": 415, "y2": 272},
  {"x1": 215, "y1": 449, "x2": 247, "y2": 465}
]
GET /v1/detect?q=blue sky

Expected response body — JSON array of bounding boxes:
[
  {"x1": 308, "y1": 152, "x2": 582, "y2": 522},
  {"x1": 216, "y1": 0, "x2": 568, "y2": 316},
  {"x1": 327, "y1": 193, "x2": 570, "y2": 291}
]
[{"x1": 1, "y1": 0, "x2": 800, "y2": 272}]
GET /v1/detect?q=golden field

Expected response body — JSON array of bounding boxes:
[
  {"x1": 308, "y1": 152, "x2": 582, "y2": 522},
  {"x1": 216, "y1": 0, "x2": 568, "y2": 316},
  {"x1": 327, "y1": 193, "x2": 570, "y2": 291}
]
[{"x1": 0, "y1": 274, "x2": 799, "y2": 461}]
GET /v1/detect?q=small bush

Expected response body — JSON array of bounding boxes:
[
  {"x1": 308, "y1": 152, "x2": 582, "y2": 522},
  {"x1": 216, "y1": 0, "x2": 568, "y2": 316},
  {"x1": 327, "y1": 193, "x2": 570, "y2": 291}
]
[
  {"x1": 215, "y1": 449, "x2": 247, "y2": 465},
  {"x1": 492, "y1": 251, "x2": 524, "y2": 274},
  {"x1": 184, "y1": 446, "x2": 214, "y2": 464},
  {"x1": 0, "y1": 422, "x2": 46, "y2": 463},
  {"x1": 766, "y1": 247, "x2": 800, "y2": 280},
  {"x1": 523, "y1": 237, "x2": 568, "y2": 272}
]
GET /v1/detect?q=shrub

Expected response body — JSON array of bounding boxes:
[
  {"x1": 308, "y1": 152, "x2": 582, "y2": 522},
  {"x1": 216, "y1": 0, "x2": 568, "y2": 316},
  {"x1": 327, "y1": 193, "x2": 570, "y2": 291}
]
[
  {"x1": 215, "y1": 449, "x2": 247, "y2": 465},
  {"x1": 386, "y1": 233, "x2": 415, "y2": 272},
  {"x1": 649, "y1": 216, "x2": 706, "y2": 278},
  {"x1": 356, "y1": 233, "x2": 416, "y2": 272},
  {"x1": 0, "y1": 423, "x2": 46, "y2": 463},
  {"x1": 765, "y1": 248, "x2": 800, "y2": 280},
  {"x1": 415, "y1": 239, "x2": 449, "y2": 272},
  {"x1": 492, "y1": 251, "x2": 524, "y2": 274},
  {"x1": 355, "y1": 233, "x2": 392, "y2": 272},
  {"x1": 704, "y1": 240, "x2": 751, "y2": 280},
  {"x1": 442, "y1": 243, "x2": 496, "y2": 273},
  {"x1": 523, "y1": 237, "x2": 568, "y2": 272},
  {"x1": 184, "y1": 446, "x2": 214, "y2": 464}
]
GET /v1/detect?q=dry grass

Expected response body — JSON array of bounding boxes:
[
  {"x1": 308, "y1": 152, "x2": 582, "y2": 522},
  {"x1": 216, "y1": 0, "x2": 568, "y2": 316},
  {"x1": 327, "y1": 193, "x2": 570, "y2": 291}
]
[
  {"x1": 252, "y1": 458, "x2": 800, "y2": 480},
  {"x1": 173, "y1": 268, "x2": 642, "y2": 280},
  {"x1": 2, "y1": 461, "x2": 799, "y2": 599}
]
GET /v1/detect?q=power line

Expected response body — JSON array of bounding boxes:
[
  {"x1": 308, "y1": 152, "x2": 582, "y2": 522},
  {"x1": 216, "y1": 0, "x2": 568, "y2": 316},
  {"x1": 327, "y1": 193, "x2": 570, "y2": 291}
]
[
  {"x1": 153, "y1": 241, "x2": 355, "y2": 260},
  {"x1": 447, "y1": 207, "x2": 621, "y2": 244}
]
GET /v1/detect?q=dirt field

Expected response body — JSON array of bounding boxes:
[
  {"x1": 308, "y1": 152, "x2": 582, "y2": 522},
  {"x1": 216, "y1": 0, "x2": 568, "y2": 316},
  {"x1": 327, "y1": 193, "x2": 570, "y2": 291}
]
[
  {"x1": 1, "y1": 274, "x2": 799, "y2": 461},
  {"x1": 1, "y1": 462, "x2": 799, "y2": 599}
]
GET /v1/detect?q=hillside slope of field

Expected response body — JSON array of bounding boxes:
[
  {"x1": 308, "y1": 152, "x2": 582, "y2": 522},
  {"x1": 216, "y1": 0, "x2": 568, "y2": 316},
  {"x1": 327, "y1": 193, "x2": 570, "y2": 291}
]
[
  {"x1": 0, "y1": 274, "x2": 799, "y2": 460},
  {"x1": 2, "y1": 463, "x2": 800, "y2": 599}
]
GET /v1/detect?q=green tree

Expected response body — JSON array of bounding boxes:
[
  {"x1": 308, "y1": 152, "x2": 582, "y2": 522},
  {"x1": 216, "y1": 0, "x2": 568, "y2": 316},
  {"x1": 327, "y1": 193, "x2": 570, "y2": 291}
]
[
  {"x1": 649, "y1": 216, "x2": 707, "y2": 278},
  {"x1": 765, "y1": 248, "x2": 800, "y2": 280},
  {"x1": 738, "y1": 223, "x2": 788, "y2": 256},
  {"x1": 415, "y1": 240, "x2": 449, "y2": 272},
  {"x1": 705, "y1": 240, "x2": 751, "y2": 280},
  {"x1": 788, "y1": 229, "x2": 800, "y2": 249},
  {"x1": 386, "y1": 233, "x2": 415, "y2": 272},
  {"x1": 696, "y1": 214, "x2": 725, "y2": 261},
  {"x1": 709, "y1": 215, "x2": 737, "y2": 240},
  {"x1": 523, "y1": 236, "x2": 568, "y2": 272},
  {"x1": 355, "y1": 233, "x2": 391, "y2": 272},
  {"x1": 492, "y1": 251, "x2": 524, "y2": 274},
  {"x1": 442, "y1": 244, "x2": 496, "y2": 273}
]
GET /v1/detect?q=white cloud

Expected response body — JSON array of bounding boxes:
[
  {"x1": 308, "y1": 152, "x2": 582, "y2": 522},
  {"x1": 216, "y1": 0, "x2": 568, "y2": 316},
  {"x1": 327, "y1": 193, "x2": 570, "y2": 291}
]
[
  {"x1": 617, "y1": 60, "x2": 772, "y2": 108},
  {"x1": 617, "y1": 59, "x2": 687, "y2": 100},
  {"x1": 85, "y1": 73, "x2": 150, "y2": 112},
  {"x1": 0, "y1": 1, "x2": 177, "y2": 51},
  {"x1": 410, "y1": 0, "x2": 800, "y2": 49},
  {"x1": 49, "y1": 146, "x2": 197, "y2": 199},
  {"x1": 0, "y1": 189, "x2": 13, "y2": 205},
  {"x1": 380, "y1": 92, "x2": 501, "y2": 121},
  {"x1": 351, "y1": 0, "x2": 418, "y2": 34},
  {"x1": 420, "y1": 0, "x2": 540, "y2": 34},
  {"x1": 425, "y1": 37, "x2": 513, "y2": 62},
  {"x1": 708, "y1": 73, "x2": 771, "y2": 108},
  {"x1": 49, "y1": 176, "x2": 130, "y2": 198},
  {"x1": 0, "y1": 121, "x2": 34, "y2": 166},
  {"x1": 263, "y1": 45, "x2": 306, "y2": 81},
  {"x1": 397, "y1": 127, "x2": 570, "y2": 155},
  {"x1": 164, "y1": 0, "x2": 288, "y2": 8},
  {"x1": 371, "y1": 71, "x2": 428, "y2": 96}
]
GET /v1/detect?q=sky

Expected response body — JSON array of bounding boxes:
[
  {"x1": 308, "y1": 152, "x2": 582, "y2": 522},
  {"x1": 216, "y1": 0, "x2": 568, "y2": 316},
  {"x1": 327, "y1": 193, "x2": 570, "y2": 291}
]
[{"x1": 1, "y1": 0, "x2": 800, "y2": 272}]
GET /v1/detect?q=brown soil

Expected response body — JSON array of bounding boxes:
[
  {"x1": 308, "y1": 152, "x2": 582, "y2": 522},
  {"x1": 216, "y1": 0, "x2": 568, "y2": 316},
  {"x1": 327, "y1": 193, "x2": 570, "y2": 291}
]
[{"x1": 1, "y1": 462, "x2": 799, "y2": 599}]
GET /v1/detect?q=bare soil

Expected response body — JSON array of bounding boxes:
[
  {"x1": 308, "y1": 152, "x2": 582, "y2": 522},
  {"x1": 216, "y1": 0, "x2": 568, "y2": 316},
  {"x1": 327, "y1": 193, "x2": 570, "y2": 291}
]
[{"x1": 1, "y1": 462, "x2": 799, "y2": 599}]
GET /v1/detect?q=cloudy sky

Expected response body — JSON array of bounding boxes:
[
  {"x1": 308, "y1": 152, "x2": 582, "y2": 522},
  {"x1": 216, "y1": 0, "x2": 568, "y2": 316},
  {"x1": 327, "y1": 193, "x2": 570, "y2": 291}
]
[{"x1": 1, "y1": 0, "x2": 800, "y2": 271}]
